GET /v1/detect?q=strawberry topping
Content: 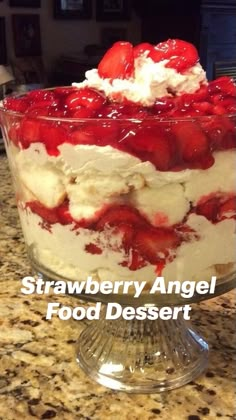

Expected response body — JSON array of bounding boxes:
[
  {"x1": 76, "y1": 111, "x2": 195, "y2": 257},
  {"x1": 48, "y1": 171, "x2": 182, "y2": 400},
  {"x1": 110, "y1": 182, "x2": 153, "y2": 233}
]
[
  {"x1": 133, "y1": 227, "x2": 180, "y2": 265},
  {"x1": 98, "y1": 41, "x2": 134, "y2": 80},
  {"x1": 96, "y1": 205, "x2": 146, "y2": 231},
  {"x1": 149, "y1": 39, "x2": 199, "y2": 71},
  {"x1": 3, "y1": 37, "x2": 236, "y2": 172}
]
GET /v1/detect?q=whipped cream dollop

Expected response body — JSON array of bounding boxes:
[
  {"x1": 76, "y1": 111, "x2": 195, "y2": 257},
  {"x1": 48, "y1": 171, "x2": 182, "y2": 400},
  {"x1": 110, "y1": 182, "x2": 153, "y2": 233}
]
[{"x1": 73, "y1": 55, "x2": 207, "y2": 106}]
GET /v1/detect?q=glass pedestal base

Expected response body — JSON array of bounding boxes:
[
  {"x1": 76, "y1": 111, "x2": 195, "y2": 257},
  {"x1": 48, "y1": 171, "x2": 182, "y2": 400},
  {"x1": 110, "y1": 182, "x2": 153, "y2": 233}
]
[{"x1": 77, "y1": 308, "x2": 209, "y2": 393}]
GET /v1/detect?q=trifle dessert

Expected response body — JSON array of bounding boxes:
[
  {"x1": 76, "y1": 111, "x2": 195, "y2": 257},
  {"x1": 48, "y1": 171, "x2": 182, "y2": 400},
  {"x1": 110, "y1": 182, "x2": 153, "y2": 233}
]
[{"x1": 1, "y1": 39, "x2": 236, "y2": 287}]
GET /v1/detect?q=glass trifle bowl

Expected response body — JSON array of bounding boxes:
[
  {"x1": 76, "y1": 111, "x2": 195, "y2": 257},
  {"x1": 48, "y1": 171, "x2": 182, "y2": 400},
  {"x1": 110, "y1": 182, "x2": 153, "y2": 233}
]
[{"x1": 0, "y1": 88, "x2": 236, "y2": 392}]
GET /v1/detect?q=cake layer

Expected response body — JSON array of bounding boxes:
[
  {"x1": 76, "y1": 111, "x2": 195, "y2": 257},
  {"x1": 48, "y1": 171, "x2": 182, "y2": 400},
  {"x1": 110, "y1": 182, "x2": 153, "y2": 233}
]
[{"x1": 14, "y1": 143, "x2": 236, "y2": 225}]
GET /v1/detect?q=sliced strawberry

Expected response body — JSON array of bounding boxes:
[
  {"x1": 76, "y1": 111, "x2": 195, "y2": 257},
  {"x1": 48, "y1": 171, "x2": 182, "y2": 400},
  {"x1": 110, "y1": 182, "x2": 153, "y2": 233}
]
[
  {"x1": 85, "y1": 243, "x2": 103, "y2": 254},
  {"x1": 128, "y1": 125, "x2": 174, "y2": 170},
  {"x1": 70, "y1": 126, "x2": 97, "y2": 145},
  {"x1": 124, "y1": 249, "x2": 147, "y2": 271},
  {"x1": 172, "y1": 121, "x2": 209, "y2": 162},
  {"x1": 208, "y1": 76, "x2": 236, "y2": 97},
  {"x1": 96, "y1": 205, "x2": 146, "y2": 231},
  {"x1": 97, "y1": 103, "x2": 147, "y2": 119},
  {"x1": 26, "y1": 99, "x2": 60, "y2": 114},
  {"x1": 190, "y1": 153, "x2": 215, "y2": 170},
  {"x1": 71, "y1": 107, "x2": 96, "y2": 118},
  {"x1": 27, "y1": 89, "x2": 56, "y2": 102},
  {"x1": 151, "y1": 137, "x2": 174, "y2": 171},
  {"x1": 40, "y1": 123, "x2": 68, "y2": 156},
  {"x1": 152, "y1": 97, "x2": 175, "y2": 114},
  {"x1": 149, "y1": 39, "x2": 199, "y2": 72},
  {"x1": 134, "y1": 227, "x2": 180, "y2": 265},
  {"x1": 188, "y1": 85, "x2": 208, "y2": 102},
  {"x1": 3, "y1": 97, "x2": 30, "y2": 113},
  {"x1": 20, "y1": 118, "x2": 41, "y2": 148},
  {"x1": 27, "y1": 201, "x2": 59, "y2": 224},
  {"x1": 221, "y1": 130, "x2": 236, "y2": 149},
  {"x1": 218, "y1": 197, "x2": 236, "y2": 221},
  {"x1": 113, "y1": 223, "x2": 134, "y2": 251},
  {"x1": 98, "y1": 41, "x2": 134, "y2": 80},
  {"x1": 201, "y1": 116, "x2": 235, "y2": 150},
  {"x1": 195, "y1": 197, "x2": 219, "y2": 222},
  {"x1": 48, "y1": 107, "x2": 70, "y2": 118},
  {"x1": 25, "y1": 107, "x2": 52, "y2": 118},
  {"x1": 57, "y1": 201, "x2": 74, "y2": 225},
  {"x1": 70, "y1": 121, "x2": 119, "y2": 146},
  {"x1": 65, "y1": 87, "x2": 106, "y2": 111},
  {"x1": 212, "y1": 105, "x2": 227, "y2": 115},
  {"x1": 54, "y1": 86, "x2": 78, "y2": 96},
  {"x1": 192, "y1": 102, "x2": 213, "y2": 114},
  {"x1": 133, "y1": 42, "x2": 153, "y2": 59},
  {"x1": 217, "y1": 97, "x2": 236, "y2": 110}
]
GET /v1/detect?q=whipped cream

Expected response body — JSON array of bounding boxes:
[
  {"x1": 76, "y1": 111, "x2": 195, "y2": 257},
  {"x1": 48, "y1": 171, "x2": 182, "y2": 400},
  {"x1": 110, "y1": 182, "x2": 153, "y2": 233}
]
[{"x1": 73, "y1": 56, "x2": 207, "y2": 106}]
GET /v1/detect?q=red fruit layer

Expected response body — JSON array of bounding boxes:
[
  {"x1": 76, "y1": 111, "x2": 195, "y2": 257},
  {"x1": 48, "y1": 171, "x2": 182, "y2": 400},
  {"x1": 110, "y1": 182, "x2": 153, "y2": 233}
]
[
  {"x1": 4, "y1": 74, "x2": 236, "y2": 171},
  {"x1": 24, "y1": 194, "x2": 236, "y2": 271},
  {"x1": 195, "y1": 194, "x2": 236, "y2": 223}
]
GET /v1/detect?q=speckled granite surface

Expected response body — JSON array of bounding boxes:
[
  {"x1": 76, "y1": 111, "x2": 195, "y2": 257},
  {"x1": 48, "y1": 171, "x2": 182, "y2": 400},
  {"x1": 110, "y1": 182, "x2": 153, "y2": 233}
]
[{"x1": 0, "y1": 153, "x2": 236, "y2": 420}]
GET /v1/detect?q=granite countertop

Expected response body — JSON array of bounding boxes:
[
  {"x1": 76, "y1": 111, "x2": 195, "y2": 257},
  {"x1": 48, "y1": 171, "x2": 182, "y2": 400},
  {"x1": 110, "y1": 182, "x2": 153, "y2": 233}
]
[{"x1": 0, "y1": 153, "x2": 235, "y2": 420}]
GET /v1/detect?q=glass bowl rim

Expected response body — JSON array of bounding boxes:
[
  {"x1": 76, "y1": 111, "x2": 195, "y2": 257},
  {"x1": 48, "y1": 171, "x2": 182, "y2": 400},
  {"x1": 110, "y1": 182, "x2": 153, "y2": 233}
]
[{"x1": 1, "y1": 89, "x2": 236, "y2": 123}]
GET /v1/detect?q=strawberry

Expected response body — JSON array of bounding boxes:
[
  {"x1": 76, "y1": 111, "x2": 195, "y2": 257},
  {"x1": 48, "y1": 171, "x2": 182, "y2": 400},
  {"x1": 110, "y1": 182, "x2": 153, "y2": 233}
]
[
  {"x1": 218, "y1": 197, "x2": 236, "y2": 221},
  {"x1": 85, "y1": 243, "x2": 103, "y2": 254},
  {"x1": 219, "y1": 97, "x2": 236, "y2": 108},
  {"x1": 201, "y1": 116, "x2": 235, "y2": 150},
  {"x1": 89, "y1": 121, "x2": 120, "y2": 144},
  {"x1": 70, "y1": 126, "x2": 97, "y2": 146},
  {"x1": 71, "y1": 107, "x2": 96, "y2": 118},
  {"x1": 152, "y1": 97, "x2": 175, "y2": 114},
  {"x1": 212, "y1": 105, "x2": 227, "y2": 115},
  {"x1": 98, "y1": 41, "x2": 134, "y2": 80},
  {"x1": 20, "y1": 118, "x2": 41, "y2": 148},
  {"x1": 54, "y1": 87, "x2": 78, "y2": 96},
  {"x1": 125, "y1": 249, "x2": 147, "y2": 271},
  {"x1": 57, "y1": 201, "x2": 74, "y2": 225},
  {"x1": 149, "y1": 39, "x2": 199, "y2": 72},
  {"x1": 3, "y1": 97, "x2": 30, "y2": 113},
  {"x1": 96, "y1": 205, "x2": 146, "y2": 231},
  {"x1": 133, "y1": 42, "x2": 153, "y2": 59},
  {"x1": 70, "y1": 121, "x2": 119, "y2": 146},
  {"x1": 151, "y1": 137, "x2": 174, "y2": 171},
  {"x1": 40, "y1": 123, "x2": 68, "y2": 156},
  {"x1": 25, "y1": 107, "x2": 52, "y2": 118},
  {"x1": 113, "y1": 223, "x2": 134, "y2": 251},
  {"x1": 191, "y1": 153, "x2": 215, "y2": 170},
  {"x1": 26, "y1": 99, "x2": 60, "y2": 114},
  {"x1": 27, "y1": 201, "x2": 59, "y2": 224},
  {"x1": 195, "y1": 197, "x2": 219, "y2": 222},
  {"x1": 27, "y1": 89, "x2": 56, "y2": 102},
  {"x1": 65, "y1": 87, "x2": 106, "y2": 111},
  {"x1": 208, "y1": 76, "x2": 236, "y2": 97},
  {"x1": 171, "y1": 121, "x2": 209, "y2": 162},
  {"x1": 129, "y1": 125, "x2": 174, "y2": 170},
  {"x1": 192, "y1": 102, "x2": 213, "y2": 114},
  {"x1": 133, "y1": 227, "x2": 180, "y2": 265},
  {"x1": 97, "y1": 103, "x2": 147, "y2": 119}
]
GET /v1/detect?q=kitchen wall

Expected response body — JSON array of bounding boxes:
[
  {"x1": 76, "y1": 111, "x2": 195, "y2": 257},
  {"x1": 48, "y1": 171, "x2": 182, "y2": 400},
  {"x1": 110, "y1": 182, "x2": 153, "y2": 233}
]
[{"x1": 0, "y1": 0, "x2": 141, "y2": 70}]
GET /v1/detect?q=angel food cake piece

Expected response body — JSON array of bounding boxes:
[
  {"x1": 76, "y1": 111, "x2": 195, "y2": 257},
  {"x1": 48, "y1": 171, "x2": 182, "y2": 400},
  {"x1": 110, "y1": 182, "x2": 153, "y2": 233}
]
[{"x1": 2, "y1": 39, "x2": 236, "y2": 286}]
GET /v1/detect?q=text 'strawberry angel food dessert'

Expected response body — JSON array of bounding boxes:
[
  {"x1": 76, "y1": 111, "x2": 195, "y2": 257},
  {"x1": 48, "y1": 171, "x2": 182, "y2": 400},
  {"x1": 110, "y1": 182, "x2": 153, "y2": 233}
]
[{"x1": 1, "y1": 39, "x2": 236, "y2": 287}]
